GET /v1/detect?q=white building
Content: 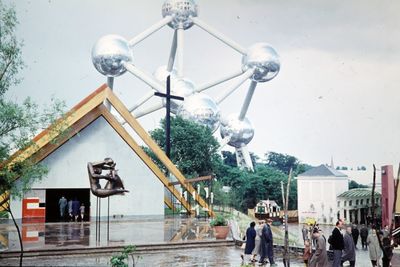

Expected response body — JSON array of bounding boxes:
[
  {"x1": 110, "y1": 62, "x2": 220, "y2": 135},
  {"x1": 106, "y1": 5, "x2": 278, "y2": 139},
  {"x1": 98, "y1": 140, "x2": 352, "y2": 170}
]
[{"x1": 297, "y1": 164, "x2": 348, "y2": 224}]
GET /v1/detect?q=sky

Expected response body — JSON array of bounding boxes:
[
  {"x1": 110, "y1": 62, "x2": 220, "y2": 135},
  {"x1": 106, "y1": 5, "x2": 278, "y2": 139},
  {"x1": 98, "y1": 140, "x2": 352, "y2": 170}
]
[{"x1": 5, "y1": 0, "x2": 400, "y2": 181}]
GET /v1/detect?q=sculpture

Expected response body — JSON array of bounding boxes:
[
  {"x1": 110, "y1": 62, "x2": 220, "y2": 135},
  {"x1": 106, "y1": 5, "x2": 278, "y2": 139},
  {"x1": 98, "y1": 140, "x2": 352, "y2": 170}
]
[{"x1": 87, "y1": 158, "x2": 129, "y2": 198}]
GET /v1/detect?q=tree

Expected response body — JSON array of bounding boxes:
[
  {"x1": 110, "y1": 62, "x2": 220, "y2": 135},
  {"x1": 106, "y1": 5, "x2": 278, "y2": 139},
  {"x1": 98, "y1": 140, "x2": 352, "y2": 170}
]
[
  {"x1": 0, "y1": 2, "x2": 64, "y2": 265},
  {"x1": 349, "y1": 180, "x2": 368, "y2": 189},
  {"x1": 147, "y1": 116, "x2": 221, "y2": 177},
  {"x1": 264, "y1": 151, "x2": 311, "y2": 175}
]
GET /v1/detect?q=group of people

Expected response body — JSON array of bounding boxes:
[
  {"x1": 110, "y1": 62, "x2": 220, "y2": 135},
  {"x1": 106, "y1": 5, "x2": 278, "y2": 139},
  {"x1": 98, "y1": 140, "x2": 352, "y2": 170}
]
[
  {"x1": 241, "y1": 218, "x2": 277, "y2": 266},
  {"x1": 58, "y1": 196, "x2": 85, "y2": 222},
  {"x1": 302, "y1": 220, "x2": 396, "y2": 267}
]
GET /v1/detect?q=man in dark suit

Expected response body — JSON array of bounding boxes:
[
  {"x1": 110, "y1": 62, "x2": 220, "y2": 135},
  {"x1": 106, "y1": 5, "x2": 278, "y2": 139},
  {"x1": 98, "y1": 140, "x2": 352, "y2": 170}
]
[
  {"x1": 259, "y1": 219, "x2": 276, "y2": 266},
  {"x1": 329, "y1": 220, "x2": 345, "y2": 267}
]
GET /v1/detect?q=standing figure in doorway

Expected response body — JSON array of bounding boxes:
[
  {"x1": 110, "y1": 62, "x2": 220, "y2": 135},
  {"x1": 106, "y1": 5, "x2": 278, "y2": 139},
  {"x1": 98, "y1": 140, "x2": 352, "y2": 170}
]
[
  {"x1": 72, "y1": 198, "x2": 80, "y2": 222},
  {"x1": 58, "y1": 196, "x2": 67, "y2": 219},
  {"x1": 87, "y1": 158, "x2": 129, "y2": 198},
  {"x1": 80, "y1": 203, "x2": 85, "y2": 221},
  {"x1": 68, "y1": 199, "x2": 73, "y2": 221}
]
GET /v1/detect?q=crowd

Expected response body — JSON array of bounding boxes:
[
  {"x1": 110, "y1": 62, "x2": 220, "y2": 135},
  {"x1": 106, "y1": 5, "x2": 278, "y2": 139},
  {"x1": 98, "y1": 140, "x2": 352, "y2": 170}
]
[
  {"x1": 240, "y1": 219, "x2": 397, "y2": 266},
  {"x1": 302, "y1": 220, "x2": 396, "y2": 267},
  {"x1": 58, "y1": 196, "x2": 86, "y2": 222},
  {"x1": 241, "y1": 218, "x2": 277, "y2": 266}
]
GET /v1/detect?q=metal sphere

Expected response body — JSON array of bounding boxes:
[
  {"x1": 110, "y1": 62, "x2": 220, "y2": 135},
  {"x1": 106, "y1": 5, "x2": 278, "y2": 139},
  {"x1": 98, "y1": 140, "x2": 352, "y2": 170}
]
[
  {"x1": 162, "y1": 0, "x2": 198, "y2": 30},
  {"x1": 168, "y1": 78, "x2": 195, "y2": 114},
  {"x1": 177, "y1": 93, "x2": 220, "y2": 133},
  {"x1": 220, "y1": 114, "x2": 254, "y2": 148},
  {"x1": 242, "y1": 43, "x2": 280, "y2": 83},
  {"x1": 91, "y1": 35, "x2": 133, "y2": 77},
  {"x1": 153, "y1": 65, "x2": 178, "y2": 84}
]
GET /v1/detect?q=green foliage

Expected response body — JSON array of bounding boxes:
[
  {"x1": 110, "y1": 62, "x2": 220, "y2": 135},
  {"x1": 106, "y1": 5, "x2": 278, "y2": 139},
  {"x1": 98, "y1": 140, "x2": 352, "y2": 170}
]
[
  {"x1": 110, "y1": 245, "x2": 139, "y2": 267},
  {"x1": 146, "y1": 116, "x2": 220, "y2": 177},
  {"x1": 0, "y1": 1, "x2": 65, "y2": 201},
  {"x1": 210, "y1": 213, "x2": 228, "y2": 226},
  {"x1": 264, "y1": 151, "x2": 311, "y2": 175},
  {"x1": 349, "y1": 180, "x2": 368, "y2": 189}
]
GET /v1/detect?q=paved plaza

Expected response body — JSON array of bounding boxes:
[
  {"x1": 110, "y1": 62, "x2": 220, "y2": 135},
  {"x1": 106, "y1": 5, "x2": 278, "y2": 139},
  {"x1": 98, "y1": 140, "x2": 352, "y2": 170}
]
[{"x1": 0, "y1": 217, "x2": 399, "y2": 266}]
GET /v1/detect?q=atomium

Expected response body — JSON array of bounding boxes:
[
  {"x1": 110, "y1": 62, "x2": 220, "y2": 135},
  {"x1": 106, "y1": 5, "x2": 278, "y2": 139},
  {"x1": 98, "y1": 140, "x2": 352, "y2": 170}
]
[
  {"x1": 220, "y1": 114, "x2": 254, "y2": 148},
  {"x1": 91, "y1": 0, "x2": 280, "y2": 170},
  {"x1": 162, "y1": 0, "x2": 198, "y2": 30},
  {"x1": 91, "y1": 35, "x2": 133, "y2": 77},
  {"x1": 177, "y1": 93, "x2": 220, "y2": 133}
]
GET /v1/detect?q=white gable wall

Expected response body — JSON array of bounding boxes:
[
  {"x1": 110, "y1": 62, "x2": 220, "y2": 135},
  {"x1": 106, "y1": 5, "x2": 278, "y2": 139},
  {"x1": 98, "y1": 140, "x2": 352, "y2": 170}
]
[
  {"x1": 297, "y1": 176, "x2": 348, "y2": 224},
  {"x1": 11, "y1": 117, "x2": 164, "y2": 218}
]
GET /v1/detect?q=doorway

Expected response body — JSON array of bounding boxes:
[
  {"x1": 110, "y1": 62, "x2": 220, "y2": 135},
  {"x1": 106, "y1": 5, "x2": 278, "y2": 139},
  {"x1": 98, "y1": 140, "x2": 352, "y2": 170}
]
[{"x1": 45, "y1": 188, "x2": 90, "y2": 222}]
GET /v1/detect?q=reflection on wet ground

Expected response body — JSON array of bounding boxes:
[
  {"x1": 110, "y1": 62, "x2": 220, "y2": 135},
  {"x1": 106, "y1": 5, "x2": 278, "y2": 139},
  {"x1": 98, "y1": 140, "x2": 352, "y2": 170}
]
[{"x1": 0, "y1": 216, "x2": 216, "y2": 251}]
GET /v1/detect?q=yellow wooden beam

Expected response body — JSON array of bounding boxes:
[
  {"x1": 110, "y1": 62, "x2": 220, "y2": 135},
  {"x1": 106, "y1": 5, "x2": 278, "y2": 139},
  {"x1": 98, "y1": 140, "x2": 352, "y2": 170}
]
[
  {"x1": 105, "y1": 88, "x2": 214, "y2": 217},
  {"x1": 99, "y1": 105, "x2": 193, "y2": 213}
]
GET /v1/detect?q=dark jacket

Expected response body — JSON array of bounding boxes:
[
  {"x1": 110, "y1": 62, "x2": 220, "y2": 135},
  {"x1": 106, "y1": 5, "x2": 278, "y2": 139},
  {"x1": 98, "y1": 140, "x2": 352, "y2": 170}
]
[
  {"x1": 360, "y1": 227, "x2": 368, "y2": 239},
  {"x1": 244, "y1": 227, "x2": 257, "y2": 254},
  {"x1": 329, "y1": 227, "x2": 344, "y2": 250}
]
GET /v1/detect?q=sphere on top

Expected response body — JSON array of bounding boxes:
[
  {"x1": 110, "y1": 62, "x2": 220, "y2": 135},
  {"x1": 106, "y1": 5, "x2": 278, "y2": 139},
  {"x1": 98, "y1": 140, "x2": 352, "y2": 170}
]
[
  {"x1": 91, "y1": 35, "x2": 133, "y2": 77},
  {"x1": 220, "y1": 114, "x2": 254, "y2": 148},
  {"x1": 162, "y1": 0, "x2": 198, "y2": 30},
  {"x1": 167, "y1": 78, "x2": 195, "y2": 114},
  {"x1": 153, "y1": 65, "x2": 178, "y2": 84},
  {"x1": 177, "y1": 93, "x2": 220, "y2": 133},
  {"x1": 242, "y1": 43, "x2": 280, "y2": 83}
]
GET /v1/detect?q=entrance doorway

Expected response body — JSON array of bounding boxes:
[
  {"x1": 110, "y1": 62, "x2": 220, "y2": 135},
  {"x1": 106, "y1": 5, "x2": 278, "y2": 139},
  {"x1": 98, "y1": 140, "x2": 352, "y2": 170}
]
[{"x1": 45, "y1": 188, "x2": 90, "y2": 222}]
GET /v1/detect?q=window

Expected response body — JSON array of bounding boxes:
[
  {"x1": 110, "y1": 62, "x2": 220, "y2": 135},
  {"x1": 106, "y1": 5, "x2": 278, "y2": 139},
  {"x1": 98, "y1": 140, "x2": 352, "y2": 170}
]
[
  {"x1": 337, "y1": 201, "x2": 340, "y2": 208},
  {"x1": 344, "y1": 201, "x2": 347, "y2": 207},
  {"x1": 356, "y1": 200, "x2": 359, "y2": 205},
  {"x1": 367, "y1": 199, "x2": 370, "y2": 204},
  {"x1": 360, "y1": 199, "x2": 364, "y2": 205},
  {"x1": 349, "y1": 200, "x2": 352, "y2": 206}
]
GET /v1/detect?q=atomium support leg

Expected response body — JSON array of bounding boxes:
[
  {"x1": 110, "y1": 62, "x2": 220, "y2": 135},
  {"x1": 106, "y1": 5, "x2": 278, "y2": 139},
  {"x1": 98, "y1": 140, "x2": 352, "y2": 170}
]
[
  {"x1": 216, "y1": 69, "x2": 254, "y2": 104},
  {"x1": 176, "y1": 26, "x2": 184, "y2": 77},
  {"x1": 167, "y1": 30, "x2": 178, "y2": 72},
  {"x1": 105, "y1": 77, "x2": 114, "y2": 110},
  {"x1": 192, "y1": 17, "x2": 247, "y2": 55},
  {"x1": 133, "y1": 101, "x2": 164, "y2": 118},
  {"x1": 239, "y1": 80, "x2": 257, "y2": 120},
  {"x1": 123, "y1": 62, "x2": 165, "y2": 92},
  {"x1": 196, "y1": 69, "x2": 245, "y2": 93},
  {"x1": 129, "y1": 16, "x2": 172, "y2": 47},
  {"x1": 128, "y1": 90, "x2": 156, "y2": 113},
  {"x1": 235, "y1": 145, "x2": 254, "y2": 171}
]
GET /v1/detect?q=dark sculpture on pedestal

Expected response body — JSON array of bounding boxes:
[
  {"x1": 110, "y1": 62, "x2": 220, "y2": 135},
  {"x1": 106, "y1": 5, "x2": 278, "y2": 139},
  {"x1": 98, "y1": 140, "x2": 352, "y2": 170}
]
[{"x1": 87, "y1": 158, "x2": 129, "y2": 198}]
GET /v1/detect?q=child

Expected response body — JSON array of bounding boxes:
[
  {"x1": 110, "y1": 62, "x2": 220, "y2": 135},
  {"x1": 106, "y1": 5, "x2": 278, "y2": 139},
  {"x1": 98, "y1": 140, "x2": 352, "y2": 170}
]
[
  {"x1": 303, "y1": 239, "x2": 311, "y2": 266},
  {"x1": 80, "y1": 203, "x2": 85, "y2": 221}
]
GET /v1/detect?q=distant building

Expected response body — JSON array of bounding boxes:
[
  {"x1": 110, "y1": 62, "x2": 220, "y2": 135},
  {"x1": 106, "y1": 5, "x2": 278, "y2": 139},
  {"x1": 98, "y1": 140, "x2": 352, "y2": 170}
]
[
  {"x1": 254, "y1": 200, "x2": 281, "y2": 220},
  {"x1": 297, "y1": 164, "x2": 348, "y2": 224},
  {"x1": 337, "y1": 188, "x2": 381, "y2": 224}
]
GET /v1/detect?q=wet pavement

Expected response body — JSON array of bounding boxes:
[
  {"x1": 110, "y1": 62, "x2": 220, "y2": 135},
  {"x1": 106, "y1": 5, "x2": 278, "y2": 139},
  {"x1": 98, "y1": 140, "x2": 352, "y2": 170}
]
[{"x1": 0, "y1": 217, "x2": 399, "y2": 266}]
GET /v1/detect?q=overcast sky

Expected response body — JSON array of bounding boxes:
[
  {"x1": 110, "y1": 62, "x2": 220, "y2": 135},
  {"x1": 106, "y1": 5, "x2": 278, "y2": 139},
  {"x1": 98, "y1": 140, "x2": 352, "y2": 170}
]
[{"x1": 5, "y1": 0, "x2": 400, "y2": 178}]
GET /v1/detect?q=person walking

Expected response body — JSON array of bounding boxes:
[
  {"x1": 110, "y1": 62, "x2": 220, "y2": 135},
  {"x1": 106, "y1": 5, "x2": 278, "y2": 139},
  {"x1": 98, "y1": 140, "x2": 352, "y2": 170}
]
[
  {"x1": 309, "y1": 228, "x2": 328, "y2": 267},
  {"x1": 58, "y1": 196, "x2": 67, "y2": 219},
  {"x1": 71, "y1": 198, "x2": 80, "y2": 222},
  {"x1": 328, "y1": 220, "x2": 344, "y2": 267},
  {"x1": 264, "y1": 219, "x2": 276, "y2": 266},
  {"x1": 360, "y1": 224, "x2": 369, "y2": 250},
  {"x1": 342, "y1": 226, "x2": 356, "y2": 267},
  {"x1": 79, "y1": 203, "x2": 85, "y2": 221},
  {"x1": 303, "y1": 239, "x2": 311, "y2": 266},
  {"x1": 367, "y1": 228, "x2": 382, "y2": 267},
  {"x1": 241, "y1": 221, "x2": 256, "y2": 262},
  {"x1": 302, "y1": 224, "x2": 309, "y2": 242},
  {"x1": 381, "y1": 236, "x2": 394, "y2": 267},
  {"x1": 252, "y1": 220, "x2": 263, "y2": 262},
  {"x1": 352, "y1": 224, "x2": 359, "y2": 249},
  {"x1": 68, "y1": 199, "x2": 73, "y2": 221}
]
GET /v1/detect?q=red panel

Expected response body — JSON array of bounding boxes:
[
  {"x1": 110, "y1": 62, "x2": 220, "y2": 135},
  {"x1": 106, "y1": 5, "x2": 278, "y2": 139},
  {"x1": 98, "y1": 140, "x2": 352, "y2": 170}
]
[{"x1": 22, "y1": 198, "x2": 45, "y2": 220}]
